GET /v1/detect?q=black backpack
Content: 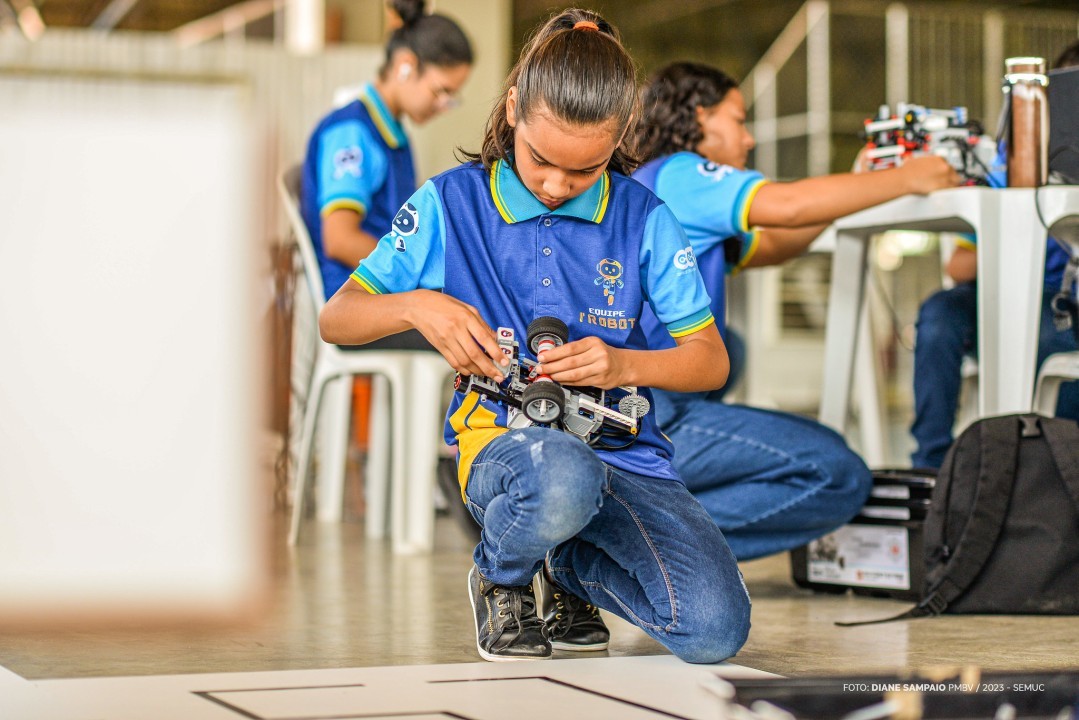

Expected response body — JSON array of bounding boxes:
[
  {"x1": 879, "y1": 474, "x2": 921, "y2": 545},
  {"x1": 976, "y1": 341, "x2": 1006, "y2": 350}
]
[{"x1": 842, "y1": 413, "x2": 1079, "y2": 625}]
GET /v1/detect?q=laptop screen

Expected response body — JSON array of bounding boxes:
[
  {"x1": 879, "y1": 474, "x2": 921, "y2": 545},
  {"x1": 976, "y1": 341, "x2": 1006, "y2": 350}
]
[{"x1": 1049, "y1": 65, "x2": 1079, "y2": 183}]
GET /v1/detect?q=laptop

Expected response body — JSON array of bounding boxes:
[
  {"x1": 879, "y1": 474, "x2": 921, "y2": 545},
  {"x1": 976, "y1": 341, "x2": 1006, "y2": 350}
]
[{"x1": 1049, "y1": 65, "x2": 1079, "y2": 183}]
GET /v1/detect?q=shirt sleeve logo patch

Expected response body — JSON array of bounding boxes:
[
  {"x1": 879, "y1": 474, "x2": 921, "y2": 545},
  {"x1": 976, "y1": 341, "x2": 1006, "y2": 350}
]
[
  {"x1": 673, "y1": 246, "x2": 697, "y2": 271},
  {"x1": 594, "y1": 258, "x2": 624, "y2": 306},
  {"x1": 696, "y1": 161, "x2": 734, "y2": 182},
  {"x1": 392, "y1": 202, "x2": 420, "y2": 237},
  {"x1": 333, "y1": 146, "x2": 363, "y2": 179}
]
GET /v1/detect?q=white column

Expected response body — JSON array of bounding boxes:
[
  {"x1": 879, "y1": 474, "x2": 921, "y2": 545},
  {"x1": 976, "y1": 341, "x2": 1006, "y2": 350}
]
[
  {"x1": 983, "y1": 11, "x2": 1005, "y2": 130},
  {"x1": 285, "y1": 0, "x2": 324, "y2": 55},
  {"x1": 806, "y1": 0, "x2": 831, "y2": 176},
  {"x1": 885, "y1": 3, "x2": 909, "y2": 107},
  {"x1": 754, "y1": 64, "x2": 779, "y2": 181}
]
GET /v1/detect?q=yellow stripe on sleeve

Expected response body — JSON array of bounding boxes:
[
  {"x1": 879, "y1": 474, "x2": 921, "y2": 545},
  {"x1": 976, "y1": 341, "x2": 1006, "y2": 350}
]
[
  {"x1": 669, "y1": 314, "x2": 716, "y2": 338},
  {"x1": 955, "y1": 237, "x2": 977, "y2": 251},
  {"x1": 738, "y1": 179, "x2": 768, "y2": 234},
  {"x1": 730, "y1": 228, "x2": 761, "y2": 276},
  {"x1": 321, "y1": 198, "x2": 367, "y2": 218},
  {"x1": 349, "y1": 273, "x2": 380, "y2": 294}
]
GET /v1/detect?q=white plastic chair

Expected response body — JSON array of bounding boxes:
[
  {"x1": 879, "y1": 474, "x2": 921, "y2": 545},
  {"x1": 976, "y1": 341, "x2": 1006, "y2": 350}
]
[
  {"x1": 278, "y1": 165, "x2": 452, "y2": 553},
  {"x1": 1034, "y1": 351, "x2": 1079, "y2": 416},
  {"x1": 332, "y1": 84, "x2": 364, "y2": 109}
]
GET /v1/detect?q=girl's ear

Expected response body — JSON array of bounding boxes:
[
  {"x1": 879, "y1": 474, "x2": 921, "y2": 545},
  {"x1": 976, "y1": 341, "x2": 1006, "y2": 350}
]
[
  {"x1": 505, "y1": 86, "x2": 518, "y2": 128},
  {"x1": 617, "y1": 113, "x2": 635, "y2": 146}
]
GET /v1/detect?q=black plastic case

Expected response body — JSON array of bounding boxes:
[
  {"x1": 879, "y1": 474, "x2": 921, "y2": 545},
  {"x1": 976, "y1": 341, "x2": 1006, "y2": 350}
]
[{"x1": 790, "y1": 469, "x2": 936, "y2": 601}]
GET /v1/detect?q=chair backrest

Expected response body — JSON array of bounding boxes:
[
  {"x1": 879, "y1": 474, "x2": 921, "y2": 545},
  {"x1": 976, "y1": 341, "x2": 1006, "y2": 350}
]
[
  {"x1": 277, "y1": 164, "x2": 328, "y2": 312},
  {"x1": 333, "y1": 83, "x2": 364, "y2": 109},
  {"x1": 277, "y1": 164, "x2": 324, "y2": 434}
]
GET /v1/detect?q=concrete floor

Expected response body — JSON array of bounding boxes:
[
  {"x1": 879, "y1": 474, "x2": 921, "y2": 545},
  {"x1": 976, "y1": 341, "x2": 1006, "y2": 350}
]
[{"x1": 1, "y1": 511, "x2": 1077, "y2": 682}]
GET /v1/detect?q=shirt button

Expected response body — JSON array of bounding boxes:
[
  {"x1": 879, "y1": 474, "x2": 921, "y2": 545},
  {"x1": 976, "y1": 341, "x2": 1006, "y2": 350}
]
[
  {"x1": 542, "y1": 247, "x2": 552, "y2": 256},
  {"x1": 542, "y1": 278, "x2": 552, "y2": 287},
  {"x1": 543, "y1": 218, "x2": 553, "y2": 227}
]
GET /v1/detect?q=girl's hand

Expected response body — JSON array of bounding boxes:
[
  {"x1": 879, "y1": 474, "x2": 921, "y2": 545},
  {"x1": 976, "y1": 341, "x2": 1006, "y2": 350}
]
[
  {"x1": 404, "y1": 290, "x2": 510, "y2": 381},
  {"x1": 533, "y1": 336, "x2": 627, "y2": 389},
  {"x1": 900, "y1": 155, "x2": 962, "y2": 194}
]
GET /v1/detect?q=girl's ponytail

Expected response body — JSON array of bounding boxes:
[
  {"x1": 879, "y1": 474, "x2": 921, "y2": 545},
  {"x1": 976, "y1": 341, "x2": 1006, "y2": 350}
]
[
  {"x1": 381, "y1": 0, "x2": 473, "y2": 75},
  {"x1": 463, "y1": 9, "x2": 639, "y2": 174}
]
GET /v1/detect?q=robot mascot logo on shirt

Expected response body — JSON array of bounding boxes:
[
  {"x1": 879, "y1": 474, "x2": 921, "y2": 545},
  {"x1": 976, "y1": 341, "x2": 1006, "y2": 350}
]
[
  {"x1": 595, "y1": 258, "x2": 624, "y2": 306},
  {"x1": 333, "y1": 146, "x2": 363, "y2": 179},
  {"x1": 391, "y1": 202, "x2": 419, "y2": 252}
]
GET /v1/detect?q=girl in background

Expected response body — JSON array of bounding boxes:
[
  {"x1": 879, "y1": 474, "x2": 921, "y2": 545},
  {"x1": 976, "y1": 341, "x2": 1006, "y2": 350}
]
[
  {"x1": 301, "y1": 0, "x2": 472, "y2": 352},
  {"x1": 634, "y1": 62, "x2": 959, "y2": 561}
]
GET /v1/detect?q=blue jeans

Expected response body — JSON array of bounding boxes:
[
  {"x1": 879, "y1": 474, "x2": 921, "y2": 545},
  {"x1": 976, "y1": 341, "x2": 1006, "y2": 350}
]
[
  {"x1": 464, "y1": 427, "x2": 751, "y2": 664},
  {"x1": 911, "y1": 282, "x2": 1079, "y2": 469},
  {"x1": 653, "y1": 391, "x2": 872, "y2": 561}
]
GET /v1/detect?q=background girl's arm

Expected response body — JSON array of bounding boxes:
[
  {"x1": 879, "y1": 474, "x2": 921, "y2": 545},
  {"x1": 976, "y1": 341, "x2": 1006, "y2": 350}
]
[
  {"x1": 743, "y1": 224, "x2": 830, "y2": 268},
  {"x1": 314, "y1": 121, "x2": 388, "y2": 267},
  {"x1": 322, "y1": 209, "x2": 382, "y2": 267},
  {"x1": 946, "y1": 246, "x2": 978, "y2": 284},
  {"x1": 746, "y1": 155, "x2": 960, "y2": 228},
  {"x1": 321, "y1": 282, "x2": 511, "y2": 380},
  {"x1": 535, "y1": 322, "x2": 728, "y2": 392}
]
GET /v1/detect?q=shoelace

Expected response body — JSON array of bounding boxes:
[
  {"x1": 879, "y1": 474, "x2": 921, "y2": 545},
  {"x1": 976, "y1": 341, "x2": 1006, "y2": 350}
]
[
  {"x1": 549, "y1": 590, "x2": 600, "y2": 635},
  {"x1": 492, "y1": 584, "x2": 544, "y2": 639}
]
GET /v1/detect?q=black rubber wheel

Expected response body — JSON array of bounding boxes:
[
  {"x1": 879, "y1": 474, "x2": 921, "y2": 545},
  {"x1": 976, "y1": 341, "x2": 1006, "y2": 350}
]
[
  {"x1": 522, "y1": 381, "x2": 565, "y2": 424},
  {"x1": 527, "y1": 316, "x2": 569, "y2": 354}
]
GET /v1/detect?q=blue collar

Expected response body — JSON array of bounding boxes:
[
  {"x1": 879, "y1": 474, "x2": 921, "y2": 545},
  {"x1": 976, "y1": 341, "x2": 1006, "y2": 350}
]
[
  {"x1": 488, "y1": 158, "x2": 610, "y2": 224},
  {"x1": 359, "y1": 83, "x2": 408, "y2": 149}
]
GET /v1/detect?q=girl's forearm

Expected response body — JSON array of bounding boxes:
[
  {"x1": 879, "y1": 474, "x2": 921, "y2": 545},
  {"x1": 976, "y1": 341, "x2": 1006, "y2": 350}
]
[
  {"x1": 617, "y1": 331, "x2": 729, "y2": 392},
  {"x1": 748, "y1": 170, "x2": 915, "y2": 228},
  {"x1": 747, "y1": 224, "x2": 830, "y2": 267},
  {"x1": 319, "y1": 284, "x2": 421, "y2": 345}
]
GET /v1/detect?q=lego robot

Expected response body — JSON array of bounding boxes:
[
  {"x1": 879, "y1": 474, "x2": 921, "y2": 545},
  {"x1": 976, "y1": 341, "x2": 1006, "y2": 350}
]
[
  {"x1": 453, "y1": 316, "x2": 651, "y2": 449},
  {"x1": 862, "y1": 102, "x2": 996, "y2": 184}
]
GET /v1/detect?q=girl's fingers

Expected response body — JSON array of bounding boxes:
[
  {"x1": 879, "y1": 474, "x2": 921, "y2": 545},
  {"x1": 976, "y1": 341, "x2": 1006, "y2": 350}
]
[
  {"x1": 434, "y1": 340, "x2": 472, "y2": 376},
  {"x1": 437, "y1": 327, "x2": 502, "y2": 380},
  {"x1": 535, "y1": 339, "x2": 596, "y2": 375},
  {"x1": 466, "y1": 318, "x2": 509, "y2": 378},
  {"x1": 546, "y1": 367, "x2": 594, "y2": 385}
]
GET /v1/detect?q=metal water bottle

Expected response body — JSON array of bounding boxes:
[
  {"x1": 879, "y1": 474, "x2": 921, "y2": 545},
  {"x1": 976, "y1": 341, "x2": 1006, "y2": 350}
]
[{"x1": 1004, "y1": 56, "x2": 1049, "y2": 187}]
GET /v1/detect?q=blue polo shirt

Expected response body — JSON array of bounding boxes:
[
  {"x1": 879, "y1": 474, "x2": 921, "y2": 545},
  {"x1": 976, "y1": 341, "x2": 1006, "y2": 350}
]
[
  {"x1": 633, "y1": 152, "x2": 768, "y2": 349},
  {"x1": 301, "y1": 83, "x2": 416, "y2": 299},
  {"x1": 351, "y1": 159, "x2": 716, "y2": 487}
]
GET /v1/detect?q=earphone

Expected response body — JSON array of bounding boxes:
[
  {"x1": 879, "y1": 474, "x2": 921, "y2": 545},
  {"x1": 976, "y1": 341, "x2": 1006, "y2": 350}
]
[{"x1": 398, "y1": 63, "x2": 413, "y2": 80}]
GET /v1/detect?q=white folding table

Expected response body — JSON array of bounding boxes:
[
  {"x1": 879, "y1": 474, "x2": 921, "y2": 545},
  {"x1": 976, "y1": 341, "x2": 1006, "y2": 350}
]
[{"x1": 818, "y1": 186, "x2": 1079, "y2": 439}]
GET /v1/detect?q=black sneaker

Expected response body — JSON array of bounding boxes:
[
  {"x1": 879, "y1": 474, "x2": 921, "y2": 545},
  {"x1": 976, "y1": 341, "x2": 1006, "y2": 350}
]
[
  {"x1": 467, "y1": 565, "x2": 552, "y2": 662},
  {"x1": 535, "y1": 567, "x2": 610, "y2": 651}
]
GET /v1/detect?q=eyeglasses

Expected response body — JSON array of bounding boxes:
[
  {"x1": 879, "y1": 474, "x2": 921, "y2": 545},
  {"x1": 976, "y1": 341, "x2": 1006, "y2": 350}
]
[{"x1": 426, "y1": 81, "x2": 460, "y2": 110}]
